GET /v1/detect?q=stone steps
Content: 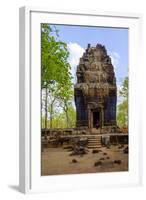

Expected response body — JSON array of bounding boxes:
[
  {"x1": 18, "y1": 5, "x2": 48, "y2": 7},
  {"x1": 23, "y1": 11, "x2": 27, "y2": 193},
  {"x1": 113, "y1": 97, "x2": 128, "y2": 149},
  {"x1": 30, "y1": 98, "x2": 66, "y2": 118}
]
[{"x1": 87, "y1": 136, "x2": 102, "y2": 149}]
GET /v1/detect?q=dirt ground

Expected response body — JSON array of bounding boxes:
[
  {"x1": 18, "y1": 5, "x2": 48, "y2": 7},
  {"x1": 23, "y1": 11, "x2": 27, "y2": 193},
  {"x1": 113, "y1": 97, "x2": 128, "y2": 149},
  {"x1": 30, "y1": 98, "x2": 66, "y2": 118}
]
[{"x1": 41, "y1": 144, "x2": 128, "y2": 176}]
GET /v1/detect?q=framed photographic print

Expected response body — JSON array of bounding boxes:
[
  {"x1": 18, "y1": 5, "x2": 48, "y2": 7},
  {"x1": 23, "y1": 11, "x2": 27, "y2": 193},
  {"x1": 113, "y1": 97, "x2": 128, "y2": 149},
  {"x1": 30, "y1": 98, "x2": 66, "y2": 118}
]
[{"x1": 19, "y1": 7, "x2": 142, "y2": 193}]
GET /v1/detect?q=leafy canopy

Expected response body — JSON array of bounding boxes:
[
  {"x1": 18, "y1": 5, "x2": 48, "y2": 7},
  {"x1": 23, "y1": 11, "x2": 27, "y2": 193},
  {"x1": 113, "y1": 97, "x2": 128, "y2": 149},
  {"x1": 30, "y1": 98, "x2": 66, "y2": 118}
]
[
  {"x1": 41, "y1": 24, "x2": 74, "y2": 129},
  {"x1": 41, "y1": 24, "x2": 72, "y2": 88}
]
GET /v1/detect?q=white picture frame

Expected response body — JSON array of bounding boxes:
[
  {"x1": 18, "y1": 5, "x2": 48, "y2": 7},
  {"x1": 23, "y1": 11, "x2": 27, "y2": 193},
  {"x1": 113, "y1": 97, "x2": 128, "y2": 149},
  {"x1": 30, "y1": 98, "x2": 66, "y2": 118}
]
[{"x1": 19, "y1": 6, "x2": 143, "y2": 194}]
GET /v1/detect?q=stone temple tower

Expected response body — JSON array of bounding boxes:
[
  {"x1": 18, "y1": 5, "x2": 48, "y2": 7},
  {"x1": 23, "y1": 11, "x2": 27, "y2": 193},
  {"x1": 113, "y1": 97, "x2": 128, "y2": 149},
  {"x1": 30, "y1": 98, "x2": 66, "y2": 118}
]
[{"x1": 74, "y1": 44, "x2": 117, "y2": 131}]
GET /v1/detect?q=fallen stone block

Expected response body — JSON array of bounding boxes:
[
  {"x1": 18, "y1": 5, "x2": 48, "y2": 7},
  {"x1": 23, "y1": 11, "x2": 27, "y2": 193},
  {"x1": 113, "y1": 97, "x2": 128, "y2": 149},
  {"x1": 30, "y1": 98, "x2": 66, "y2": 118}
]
[
  {"x1": 94, "y1": 161, "x2": 102, "y2": 167},
  {"x1": 99, "y1": 157, "x2": 105, "y2": 160},
  {"x1": 72, "y1": 159, "x2": 78, "y2": 163},
  {"x1": 123, "y1": 146, "x2": 128, "y2": 154},
  {"x1": 63, "y1": 145, "x2": 73, "y2": 150},
  {"x1": 118, "y1": 144, "x2": 124, "y2": 149},
  {"x1": 92, "y1": 149, "x2": 100, "y2": 154},
  {"x1": 114, "y1": 160, "x2": 122, "y2": 164},
  {"x1": 69, "y1": 145, "x2": 88, "y2": 156}
]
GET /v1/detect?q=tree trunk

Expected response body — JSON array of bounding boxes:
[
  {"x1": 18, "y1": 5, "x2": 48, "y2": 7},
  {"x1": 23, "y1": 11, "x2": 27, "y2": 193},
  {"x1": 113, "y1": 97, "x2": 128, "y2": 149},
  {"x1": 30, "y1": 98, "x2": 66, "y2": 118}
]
[
  {"x1": 50, "y1": 103, "x2": 53, "y2": 129},
  {"x1": 65, "y1": 106, "x2": 70, "y2": 128},
  {"x1": 41, "y1": 89, "x2": 43, "y2": 128},
  {"x1": 45, "y1": 86, "x2": 48, "y2": 139}
]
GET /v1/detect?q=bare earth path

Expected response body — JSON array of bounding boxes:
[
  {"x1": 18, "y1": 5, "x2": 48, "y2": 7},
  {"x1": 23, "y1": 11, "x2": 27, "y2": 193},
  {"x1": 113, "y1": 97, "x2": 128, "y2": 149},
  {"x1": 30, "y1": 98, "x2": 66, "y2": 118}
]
[{"x1": 41, "y1": 145, "x2": 128, "y2": 176}]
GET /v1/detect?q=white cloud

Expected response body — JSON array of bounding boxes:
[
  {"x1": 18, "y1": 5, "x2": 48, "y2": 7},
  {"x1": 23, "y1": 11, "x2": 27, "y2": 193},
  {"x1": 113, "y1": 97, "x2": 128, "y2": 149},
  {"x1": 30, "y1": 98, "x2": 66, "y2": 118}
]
[
  {"x1": 109, "y1": 51, "x2": 120, "y2": 70},
  {"x1": 67, "y1": 42, "x2": 85, "y2": 83},
  {"x1": 113, "y1": 52, "x2": 120, "y2": 59}
]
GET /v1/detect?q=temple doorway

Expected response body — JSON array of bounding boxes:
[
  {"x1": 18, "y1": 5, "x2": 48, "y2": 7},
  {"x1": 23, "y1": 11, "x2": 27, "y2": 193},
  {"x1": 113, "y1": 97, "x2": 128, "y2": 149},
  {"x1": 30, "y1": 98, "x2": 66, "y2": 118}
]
[{"x1": 93, "y1": 111, "x2": 100, "y2": 128}]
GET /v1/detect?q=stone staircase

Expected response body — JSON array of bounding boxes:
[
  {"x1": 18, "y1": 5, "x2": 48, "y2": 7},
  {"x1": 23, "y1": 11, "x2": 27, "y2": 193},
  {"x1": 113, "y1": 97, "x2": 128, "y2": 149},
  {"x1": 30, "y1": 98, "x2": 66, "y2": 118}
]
[{"x1": 87, "y1": 136, "x2": 102, "y2": 149}]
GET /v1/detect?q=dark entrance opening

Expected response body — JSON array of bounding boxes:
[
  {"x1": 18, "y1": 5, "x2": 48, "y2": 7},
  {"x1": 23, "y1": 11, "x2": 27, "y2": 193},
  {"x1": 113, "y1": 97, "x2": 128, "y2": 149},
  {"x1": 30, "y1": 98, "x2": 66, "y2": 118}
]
[{"x1": 93, "y1": 111, "x2": 100, "y2": 128}]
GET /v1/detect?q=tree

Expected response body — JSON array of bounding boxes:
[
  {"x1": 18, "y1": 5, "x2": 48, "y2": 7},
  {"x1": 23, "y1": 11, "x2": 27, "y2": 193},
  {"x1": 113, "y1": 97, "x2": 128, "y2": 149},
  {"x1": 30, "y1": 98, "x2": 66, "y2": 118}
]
[
  {"x1": 119, "y1": 77, "x2": 128, "y2": 100},
  {"x1": 47, "y1": 82, "x2": 62, "y2": 128},
  {"x1": 117, "y1": 100, "x2": 128, "y2": 127},
  {"x1": 117, "y1": 77, "x2": 128, "y2": 127},
  {"x1": 67, "y1": 105, "x2": 76, "y2": 127},
  {"x1": 57, "y1": 84, "x2": 74, "y2": 128},
  {"x1": 41, "y1": 24, "x2": 72, "y2": 88},
  {"x1": 41, "y1": 24, "x2": 73, "y2": 130},
  {"x1": 43, "y1": 105, "x2": 76, "y2": 128}
]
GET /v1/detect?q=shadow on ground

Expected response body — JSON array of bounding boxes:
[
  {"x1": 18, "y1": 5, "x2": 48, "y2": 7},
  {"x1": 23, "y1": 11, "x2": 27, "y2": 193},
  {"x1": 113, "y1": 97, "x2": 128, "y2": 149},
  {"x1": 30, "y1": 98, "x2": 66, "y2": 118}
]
[{"x1": 8, "y1": 185, "x2": 19, "y2": 192}]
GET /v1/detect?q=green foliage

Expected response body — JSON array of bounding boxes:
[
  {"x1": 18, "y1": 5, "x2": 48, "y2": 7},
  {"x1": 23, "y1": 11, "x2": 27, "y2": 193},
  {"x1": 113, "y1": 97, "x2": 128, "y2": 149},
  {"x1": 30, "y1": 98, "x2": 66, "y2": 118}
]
[
  {"x1": 117, "y1": 100, "x2": 128, "y2": 127},
  {"x1": 41, "y1": 105, "x2": 76, "y2": 128},
  {"x1": 41, "y1": 24, "x2": 74, "y2": 129},
  {"x1": 117, "y1": 77, "x2": 128, "y2": 127},
  {"x1": 119, "y1": 77, "x2": 128, "y2": 99},
  {"x1": 57, "y1": 83, "x2": 74, "y2": 128},
  {"x1": 41, "y1": 24, "x2": 72, "y2": 87}
]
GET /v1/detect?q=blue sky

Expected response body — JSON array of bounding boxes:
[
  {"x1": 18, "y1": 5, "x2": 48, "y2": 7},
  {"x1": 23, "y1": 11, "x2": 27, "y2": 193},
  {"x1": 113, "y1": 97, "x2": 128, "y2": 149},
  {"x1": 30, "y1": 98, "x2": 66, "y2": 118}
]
[{"x1": 50, "y1": 24, "x2": 128, "y2": 102}]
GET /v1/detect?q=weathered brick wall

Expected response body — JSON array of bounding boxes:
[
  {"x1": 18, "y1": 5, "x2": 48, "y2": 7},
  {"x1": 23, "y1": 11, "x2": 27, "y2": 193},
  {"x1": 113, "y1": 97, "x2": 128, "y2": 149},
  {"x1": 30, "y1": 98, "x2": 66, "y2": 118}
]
[{"x1": 74, "y1": 44, "x2": 117, "y2": 128}]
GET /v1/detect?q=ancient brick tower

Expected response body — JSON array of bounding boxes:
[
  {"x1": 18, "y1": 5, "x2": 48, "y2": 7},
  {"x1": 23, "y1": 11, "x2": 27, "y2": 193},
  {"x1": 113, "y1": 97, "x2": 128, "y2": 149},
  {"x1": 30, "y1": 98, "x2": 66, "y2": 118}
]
[{"x1": 74, "y1": 44, "x2": 117, "y2": 130}]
